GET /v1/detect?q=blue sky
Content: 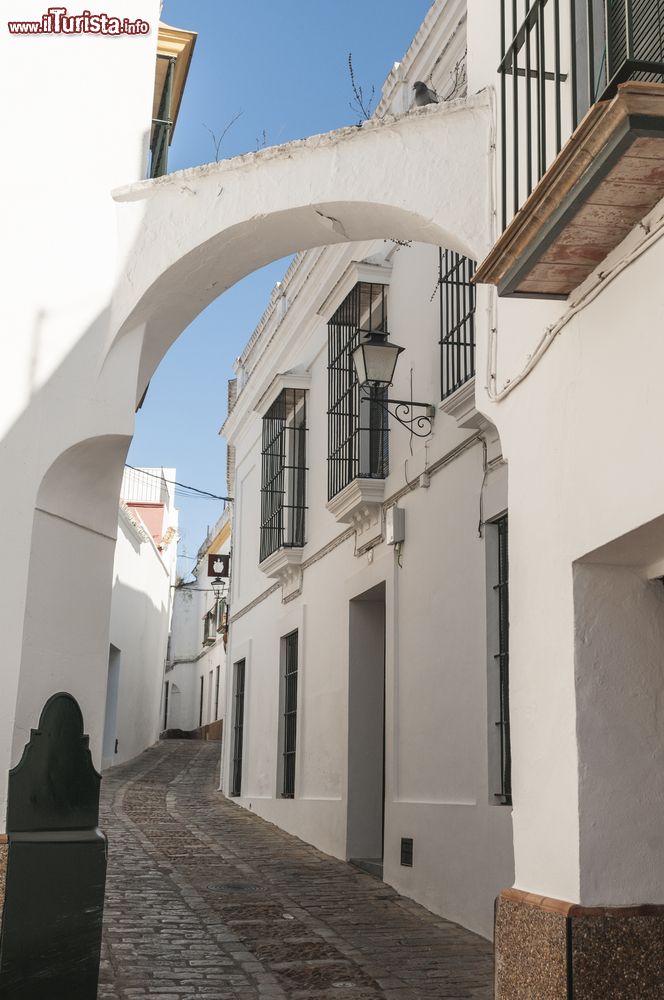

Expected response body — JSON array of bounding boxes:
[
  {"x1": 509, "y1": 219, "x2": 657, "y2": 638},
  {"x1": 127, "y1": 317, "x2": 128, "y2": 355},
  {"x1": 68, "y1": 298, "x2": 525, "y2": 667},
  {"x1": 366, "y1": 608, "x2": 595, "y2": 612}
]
[{"x1": 128, "y1": 0, "x2": 433, "y2": 574}]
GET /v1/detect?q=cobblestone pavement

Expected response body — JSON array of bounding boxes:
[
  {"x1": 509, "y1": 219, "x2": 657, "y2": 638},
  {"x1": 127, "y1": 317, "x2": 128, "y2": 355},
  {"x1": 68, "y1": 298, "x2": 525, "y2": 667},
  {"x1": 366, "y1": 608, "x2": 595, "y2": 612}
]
[{"x1": 98, "y1": 741, "x2": 493, "y2": 1000}]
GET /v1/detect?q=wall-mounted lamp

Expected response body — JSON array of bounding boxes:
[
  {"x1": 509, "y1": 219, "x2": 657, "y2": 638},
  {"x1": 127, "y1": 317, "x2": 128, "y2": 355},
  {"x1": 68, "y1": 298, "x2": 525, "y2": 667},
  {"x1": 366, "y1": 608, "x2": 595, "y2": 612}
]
[
  {"x1": 351, "y1": 330, "x2": 435, "y2": 438},
  {"x1": 211, "y1": 576, "x2": 226, "y2": 602}
]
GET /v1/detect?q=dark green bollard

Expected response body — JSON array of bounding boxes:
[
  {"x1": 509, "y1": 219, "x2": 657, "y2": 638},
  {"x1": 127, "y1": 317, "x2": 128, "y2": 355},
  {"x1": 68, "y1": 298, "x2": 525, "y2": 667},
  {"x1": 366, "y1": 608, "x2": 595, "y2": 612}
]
[{"x1": 0, "y1": 693, "x2": 107, "y2": 999}]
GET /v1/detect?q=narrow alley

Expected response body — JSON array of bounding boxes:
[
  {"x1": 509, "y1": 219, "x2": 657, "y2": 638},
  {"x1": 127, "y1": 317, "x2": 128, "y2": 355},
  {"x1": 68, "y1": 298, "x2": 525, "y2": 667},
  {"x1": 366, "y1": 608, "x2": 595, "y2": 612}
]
[{"x1": 98, "y1": 742, "x2": 493, "y2": 1000}]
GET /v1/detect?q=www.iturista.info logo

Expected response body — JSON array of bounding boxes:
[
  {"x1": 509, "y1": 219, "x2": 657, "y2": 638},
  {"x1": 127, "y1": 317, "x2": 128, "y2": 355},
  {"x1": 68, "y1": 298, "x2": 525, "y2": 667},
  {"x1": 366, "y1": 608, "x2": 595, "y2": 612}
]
[{"x1": 8, "y1": 7, "x2": 150, "y2": 35}]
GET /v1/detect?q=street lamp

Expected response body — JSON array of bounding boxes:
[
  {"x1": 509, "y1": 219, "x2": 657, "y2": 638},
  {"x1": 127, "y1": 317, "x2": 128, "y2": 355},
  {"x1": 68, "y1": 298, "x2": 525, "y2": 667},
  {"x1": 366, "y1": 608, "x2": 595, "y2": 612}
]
[
  {"x1": 351, "y1": 330, "x2": 435, "y2": 438},
  {"x1": 211, "y1": 576, "x2": 225, "y2": 602},
  {"x1": 351, "y1": 331, "x2": 404, "y2": 389}
]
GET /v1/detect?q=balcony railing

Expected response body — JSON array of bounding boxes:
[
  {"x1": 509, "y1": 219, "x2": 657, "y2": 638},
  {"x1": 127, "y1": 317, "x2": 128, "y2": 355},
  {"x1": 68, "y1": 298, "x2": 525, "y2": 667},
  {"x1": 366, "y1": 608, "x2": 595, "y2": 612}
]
[{"x1": 500, "y1": 0, "x2": 664, "y2": 228}]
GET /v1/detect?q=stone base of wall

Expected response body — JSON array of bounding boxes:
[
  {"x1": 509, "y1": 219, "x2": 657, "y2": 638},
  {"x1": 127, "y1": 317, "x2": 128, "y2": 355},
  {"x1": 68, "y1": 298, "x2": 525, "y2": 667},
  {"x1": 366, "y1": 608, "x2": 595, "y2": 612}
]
[{"x1": 495, "y1": 888, "x2": 664, "y2": 1000}]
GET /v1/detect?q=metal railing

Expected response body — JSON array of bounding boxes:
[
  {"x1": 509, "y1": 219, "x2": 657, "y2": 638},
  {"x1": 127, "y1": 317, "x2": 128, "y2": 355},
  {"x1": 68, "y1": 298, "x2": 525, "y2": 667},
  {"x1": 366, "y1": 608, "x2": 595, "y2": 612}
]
[
  {"x1": 327, "y1": 282, "x2": 389, "y2": 501},
  {"x1": 499, "y1": 0, "x2": 664, "y2": 227},
  {"x1": 439, "y1": 249, "x2": 477, "y2": 401},
  {"x1": 260, "y1": 388, "x2": 307, "y2": 562}
]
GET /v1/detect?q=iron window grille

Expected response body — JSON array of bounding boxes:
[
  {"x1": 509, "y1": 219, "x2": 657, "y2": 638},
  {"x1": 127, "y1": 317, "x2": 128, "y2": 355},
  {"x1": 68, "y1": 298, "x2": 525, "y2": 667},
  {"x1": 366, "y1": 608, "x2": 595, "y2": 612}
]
[
  {"x1": 493, "y1": 515, "x2": 512, "y2": 805},
  {"x1": 499, "y1": 1, "x2": 664, "y2": 228},
  {"x1": 260, "y1": 388, "x2": 307, "y2": 563},
  {"x1": 163, "y1": 681, "x2": 169, "y2": 731},
  {"x1": 198, "y1": 675, "x2": 204, "y2": 729},
  {"x1": 439, "y1": 249, "x2": 477, "y2": 400},
  {"x1": 282, "y1": 631, "x2": 298, "y2": 798},
  {"x1": 202, "y1": 609, "x2": 214, "y2": 645},
  {"x1": 203, "y1": 600, "x2": 224, "y2": 645},
  {"x1": 327, "y1": 282, "x2": 390, "y2": 501},
  {"x1": 231, "y1": 659, "x2": 246, "y2": 797}
]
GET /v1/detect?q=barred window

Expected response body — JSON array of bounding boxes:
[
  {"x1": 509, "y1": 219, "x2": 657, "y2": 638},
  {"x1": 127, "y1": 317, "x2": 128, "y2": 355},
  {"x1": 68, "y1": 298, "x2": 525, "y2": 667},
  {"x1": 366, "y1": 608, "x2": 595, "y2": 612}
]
[
  {"x1": 260, "y1": 388, "x2": 307, "y2": 563},
  {"x1": 203, "y1": 607, "x2": 215, "y2": 645},
  {"x1": 231, "y1": 659, "x2": 246, "y2": 797},
  {"x1": 327, "y1": 282, "x2": 389, "y2": 501},
  {"x1": 281, "y1": 630, "x2": 298, "y2": 798},
  {"x1": 491, "y1": 515, "x2": 511, "y2": 806},
  {"x1": 439, "y1": 249, "x2": 476, "y2": 401}
]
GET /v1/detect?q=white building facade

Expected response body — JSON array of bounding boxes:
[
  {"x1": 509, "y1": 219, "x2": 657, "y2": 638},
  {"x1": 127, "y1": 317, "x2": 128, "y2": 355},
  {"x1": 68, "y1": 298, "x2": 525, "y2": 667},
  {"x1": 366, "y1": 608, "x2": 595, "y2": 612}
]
[
  {"x1": 103, "y1": 467, "x2": 178, "y2": 769},
  {"x1": 166, "y1": 508, "x2": 230, "y2": 738}
]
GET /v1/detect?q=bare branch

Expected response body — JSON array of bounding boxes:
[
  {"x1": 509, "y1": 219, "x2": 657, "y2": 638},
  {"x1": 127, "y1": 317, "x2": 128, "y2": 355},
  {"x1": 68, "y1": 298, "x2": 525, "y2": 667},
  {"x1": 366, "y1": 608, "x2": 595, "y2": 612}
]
[
  {"x1": 439, "y1": 48, "x2": 467, "y2": 102},
  {"x1": 203, "y1": 110, "x2": 243, "y2": 163},
  {"x1": 255, "y1": 128, "x2": 268, "y2": 151},
  {"x1": 347, "y1": 52, "x2": 375, "y2": 123}
]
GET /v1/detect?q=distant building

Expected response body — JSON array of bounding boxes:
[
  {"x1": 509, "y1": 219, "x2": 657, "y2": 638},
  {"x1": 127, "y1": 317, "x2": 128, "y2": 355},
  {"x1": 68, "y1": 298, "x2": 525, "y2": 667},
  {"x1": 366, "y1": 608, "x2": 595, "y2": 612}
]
[
  {"x1": 165, "y1": 507, "x2": 231, "y2": 741},
  {"x1": 102, "y1": 467, "x2": 178, "y2": 769}
]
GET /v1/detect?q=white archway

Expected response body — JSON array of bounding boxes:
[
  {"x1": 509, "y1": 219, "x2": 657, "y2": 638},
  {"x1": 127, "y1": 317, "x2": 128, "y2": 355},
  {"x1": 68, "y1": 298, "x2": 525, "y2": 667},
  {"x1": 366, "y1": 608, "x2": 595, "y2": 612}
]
[
  {"x1": 3, "y1": 93, "x2": 492, "y2": 818},
  {"x1": 108, "y1": 95, "x2": 492, "y2": 400}
]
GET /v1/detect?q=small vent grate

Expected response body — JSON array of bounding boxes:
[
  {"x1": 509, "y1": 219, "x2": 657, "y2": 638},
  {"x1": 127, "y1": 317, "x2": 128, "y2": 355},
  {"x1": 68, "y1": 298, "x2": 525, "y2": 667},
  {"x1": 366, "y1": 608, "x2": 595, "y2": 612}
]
[{"x1": 400, "y1": 837, "x2": 413, "y2": 867}]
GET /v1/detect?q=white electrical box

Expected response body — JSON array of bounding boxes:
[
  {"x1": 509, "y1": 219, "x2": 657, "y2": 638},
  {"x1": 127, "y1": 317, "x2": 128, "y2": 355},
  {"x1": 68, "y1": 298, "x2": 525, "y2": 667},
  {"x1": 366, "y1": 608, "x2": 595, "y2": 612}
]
[{"x1": 385, "y1": 506, "x2": 405, "y2": 545}]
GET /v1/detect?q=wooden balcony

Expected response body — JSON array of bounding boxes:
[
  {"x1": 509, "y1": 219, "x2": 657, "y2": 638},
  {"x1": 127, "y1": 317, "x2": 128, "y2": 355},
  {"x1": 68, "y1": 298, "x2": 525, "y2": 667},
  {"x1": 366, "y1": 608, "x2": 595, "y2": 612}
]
[{"x1": 475, "y1": 83, "x2": 664, "y2": 299}]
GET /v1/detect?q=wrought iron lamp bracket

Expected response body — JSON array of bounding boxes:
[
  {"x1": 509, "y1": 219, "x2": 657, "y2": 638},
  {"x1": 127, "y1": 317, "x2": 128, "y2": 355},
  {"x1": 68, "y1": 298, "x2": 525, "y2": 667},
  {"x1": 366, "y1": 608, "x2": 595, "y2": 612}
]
[{"x1": 360, "y1": 388, "x2": 435, "y2": 438}]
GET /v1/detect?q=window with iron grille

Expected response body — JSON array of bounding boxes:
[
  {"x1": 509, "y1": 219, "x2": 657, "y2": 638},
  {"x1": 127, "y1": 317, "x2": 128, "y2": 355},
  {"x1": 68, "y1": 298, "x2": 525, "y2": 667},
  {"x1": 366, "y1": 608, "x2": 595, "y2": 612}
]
[
  {"x1": 198, "y1": 675, "x2": 204, "y2": 728},
  {"x1": 499, "y1": 1, "x2": 664, "y2": 227},
  {"x1": 260, "y1": 388, "x2": 307, "y2": 563},
  {"x1": 327, "y1": 282, "x2": 389, "y2": 501},
  {"x1": 492, "y1": 515, "x2": 512, "y2": 805},
  {"x1": 439, "y1": 249, "x2": 477, "y2": 400},
  {"x1": 203, "y1": 600, "x2": 223, "y2": 645},
  {"x1": 231, "y1": 659, "x2": 246, "y2": 797},
  {"x1": 281, "y1": 631, "x2": 298, "y2": 798}
]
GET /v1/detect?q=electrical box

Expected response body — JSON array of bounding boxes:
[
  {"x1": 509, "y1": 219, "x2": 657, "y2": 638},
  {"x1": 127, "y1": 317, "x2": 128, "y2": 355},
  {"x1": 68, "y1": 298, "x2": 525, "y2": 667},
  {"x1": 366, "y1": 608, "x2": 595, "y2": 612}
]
[{"x1": 385, "y1": 506, "x2": 405, "y2": 545}]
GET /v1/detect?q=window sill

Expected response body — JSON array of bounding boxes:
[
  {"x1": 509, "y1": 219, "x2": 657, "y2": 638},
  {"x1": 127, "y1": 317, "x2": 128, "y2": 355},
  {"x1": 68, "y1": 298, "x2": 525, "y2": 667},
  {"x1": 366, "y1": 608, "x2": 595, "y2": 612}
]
[
  {"x1": 326, "y1": 478, "x2": 385, "y2": 552},
  {"x1": 259, "y1": 547, "x2": 304, "y2": 600},
  {"x1": 475, "y1": 82, "x2": 664, "y2": 298},
  {"x1": 439, "y1": 377, "x2": 489, "y2": 430}
]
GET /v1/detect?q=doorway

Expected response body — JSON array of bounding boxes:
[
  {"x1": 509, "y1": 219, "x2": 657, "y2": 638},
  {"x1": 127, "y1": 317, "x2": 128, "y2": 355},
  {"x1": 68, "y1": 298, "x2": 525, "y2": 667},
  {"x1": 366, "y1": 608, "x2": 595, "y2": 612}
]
[
  {"x1": 347, "y1": 582, "x2": 386, "y2": 878},
  {"x1": 102, "y1": 645, "x2": 121, "y2": 770}
]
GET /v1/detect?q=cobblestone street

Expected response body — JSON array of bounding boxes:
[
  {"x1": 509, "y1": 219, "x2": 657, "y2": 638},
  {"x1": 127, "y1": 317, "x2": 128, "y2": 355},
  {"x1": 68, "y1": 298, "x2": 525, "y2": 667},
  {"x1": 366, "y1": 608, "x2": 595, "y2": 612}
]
[{"x1": 98, "y1": 741, "x2": 493, "y2": 1000}]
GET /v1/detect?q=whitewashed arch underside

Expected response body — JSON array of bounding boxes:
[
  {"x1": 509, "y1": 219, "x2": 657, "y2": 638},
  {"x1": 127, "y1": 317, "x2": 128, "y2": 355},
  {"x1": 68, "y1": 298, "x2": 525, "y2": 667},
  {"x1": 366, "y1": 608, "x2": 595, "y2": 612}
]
[{"x1": 110, "y1": 94, "x2": 492, "y2": 398}]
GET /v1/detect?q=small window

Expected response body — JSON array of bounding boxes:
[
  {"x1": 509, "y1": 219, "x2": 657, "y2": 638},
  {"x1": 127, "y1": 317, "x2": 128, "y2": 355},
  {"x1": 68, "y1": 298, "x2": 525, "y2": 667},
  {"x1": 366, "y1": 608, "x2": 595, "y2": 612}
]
[
  {"x1": 202, "y1": 607, "x2": 216, "y2": 645},
  {"x1": 198, "y1": 675, "x2": 204, "y2": 729},
  {"x1": 439, "y1": 249, "x2": 476, "y2": 400},
  {"x1": 163, "y1": 680, "x2": 170, "y2": 731},
  {"x1": 327, "y1": 282, "x2": 389, "y2": 501},
  {"x1": 260, "y1": 388, "x2": 307, "y2": 562},
  {"x1": 214, "y1": 664, "x2": 221, "y2": 720},
  {"x1": 281, "y1": 631, "x2": 299, "y2": 798}
]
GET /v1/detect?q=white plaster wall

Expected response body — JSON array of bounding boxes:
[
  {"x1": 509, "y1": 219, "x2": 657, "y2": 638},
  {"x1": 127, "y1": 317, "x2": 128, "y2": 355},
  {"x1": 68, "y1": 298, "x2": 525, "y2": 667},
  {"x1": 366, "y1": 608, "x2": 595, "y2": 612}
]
[
  {"x1": 0, "y1": 0, "x2": 160, "y2": 825},
  {"x1": 107, "y1": 509, "x2": 174, "y2": 766},
  {"x1": 574, "y1": 562, "x2": 664, "y2": 905},
  {"x1": 474, "y1": 186, "x2": 664, "y2": 903}
]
